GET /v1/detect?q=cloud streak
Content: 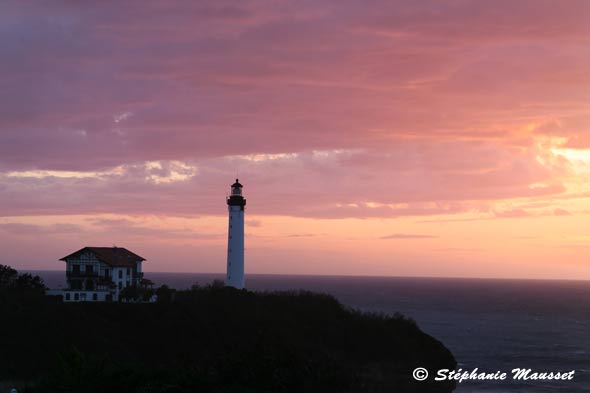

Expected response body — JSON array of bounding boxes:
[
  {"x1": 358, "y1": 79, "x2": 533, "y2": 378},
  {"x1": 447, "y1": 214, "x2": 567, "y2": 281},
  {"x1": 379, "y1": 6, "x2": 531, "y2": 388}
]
[{"x1": 380, "y1": 234, "x2": 438, "y2": 239}]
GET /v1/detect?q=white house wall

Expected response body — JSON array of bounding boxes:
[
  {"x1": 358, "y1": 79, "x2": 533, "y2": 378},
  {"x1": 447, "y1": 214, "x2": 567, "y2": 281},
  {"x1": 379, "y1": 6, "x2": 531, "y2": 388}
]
[{"x1": 62, "y1": 252, "x2": 143, "y2": 302}]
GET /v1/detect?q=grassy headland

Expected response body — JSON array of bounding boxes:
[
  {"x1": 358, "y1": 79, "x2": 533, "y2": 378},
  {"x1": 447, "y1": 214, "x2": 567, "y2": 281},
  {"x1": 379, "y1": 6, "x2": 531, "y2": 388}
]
[{"x1": 0, "y1": 267, "x2": 456, "y2": 393}]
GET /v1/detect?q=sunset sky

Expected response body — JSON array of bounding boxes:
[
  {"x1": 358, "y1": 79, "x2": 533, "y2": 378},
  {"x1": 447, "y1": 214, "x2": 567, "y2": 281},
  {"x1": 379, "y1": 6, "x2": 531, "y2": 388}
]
[{"x1": 1, "y1": 1, "x2": 590, "y2": 279}]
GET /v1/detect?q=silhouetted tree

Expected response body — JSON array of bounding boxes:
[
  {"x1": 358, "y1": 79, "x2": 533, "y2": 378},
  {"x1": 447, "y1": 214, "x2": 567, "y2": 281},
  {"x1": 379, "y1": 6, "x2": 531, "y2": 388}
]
[
  {"x1": 120, "y1": 285, "x2": 140, "y2": 302},
  {"x1": 155, "y1": 284, "x2": 174, "y2": 303},
  {"x1": 0, "y1": 264, "x2": 45, "y2": 293},
  {"x1": 0, "y1": 264, "x2": 18, "y2": 288},
  {"x1": 209, "y1": 279, "x2": 225, "y2": 288},
  {"x1": 15, "y1": 272, "x2": 46, "y2": 292}
]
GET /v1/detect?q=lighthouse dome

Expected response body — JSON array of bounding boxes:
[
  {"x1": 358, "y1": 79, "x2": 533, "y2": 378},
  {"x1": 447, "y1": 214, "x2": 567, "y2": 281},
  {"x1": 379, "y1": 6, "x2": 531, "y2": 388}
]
[{"x1": 231, "y1": 179, "x2": 243, "y2": 196}]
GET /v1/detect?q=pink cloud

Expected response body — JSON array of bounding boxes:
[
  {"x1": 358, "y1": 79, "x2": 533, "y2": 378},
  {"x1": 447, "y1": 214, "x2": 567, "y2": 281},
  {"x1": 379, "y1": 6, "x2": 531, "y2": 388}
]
[
  {"x1": 553, "y1": 208, "x2": 571, "y2": 216},
  {"x1": 0, "y1": 0, "x2": 587, "y2": 279},
  {"x1": 380, "y1": 234, "x2": 438, "y2": 239},
  {"x1": 493, "y1": 209, "x2": 532, "y2": 218},
  {"x1": 0, "y1": 2, "x2": 587, "y2": 219}
]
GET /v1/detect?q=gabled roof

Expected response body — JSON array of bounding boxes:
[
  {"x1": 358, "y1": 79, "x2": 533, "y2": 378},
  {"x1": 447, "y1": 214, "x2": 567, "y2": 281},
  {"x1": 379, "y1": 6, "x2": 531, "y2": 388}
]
[{"x1": 60, "y1": 247, "x2": 145, "y2": 267}]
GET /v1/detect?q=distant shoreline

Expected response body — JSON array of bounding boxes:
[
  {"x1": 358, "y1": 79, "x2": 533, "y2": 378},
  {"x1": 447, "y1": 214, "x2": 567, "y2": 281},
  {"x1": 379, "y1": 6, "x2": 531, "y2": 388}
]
[{"x1": 23, "y1": 269, "x2": 590, "y2": 283}]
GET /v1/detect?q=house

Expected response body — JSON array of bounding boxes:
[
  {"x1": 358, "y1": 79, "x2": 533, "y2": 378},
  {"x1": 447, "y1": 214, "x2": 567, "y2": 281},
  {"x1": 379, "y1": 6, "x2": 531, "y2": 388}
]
[{"x1": 56, "y1": 246, "x2": 145, "y2": 302}]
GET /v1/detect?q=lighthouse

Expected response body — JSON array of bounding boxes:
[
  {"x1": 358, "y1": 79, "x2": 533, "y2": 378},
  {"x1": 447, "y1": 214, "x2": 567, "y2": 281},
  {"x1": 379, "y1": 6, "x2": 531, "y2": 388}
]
[{"x1": 226, "y1": 179, "x2": 246, "y2": 289}]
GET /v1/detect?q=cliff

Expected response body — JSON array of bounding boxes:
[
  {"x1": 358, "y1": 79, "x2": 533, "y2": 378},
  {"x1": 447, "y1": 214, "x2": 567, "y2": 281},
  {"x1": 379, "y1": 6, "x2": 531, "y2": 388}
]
[{"x1": 0, "y1": 283, "x2": 456, "y2": 392}]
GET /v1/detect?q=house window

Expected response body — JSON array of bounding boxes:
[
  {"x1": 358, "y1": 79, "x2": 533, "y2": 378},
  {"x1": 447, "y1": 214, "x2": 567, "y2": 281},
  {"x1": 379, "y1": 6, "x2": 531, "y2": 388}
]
[
  {"x1": 65, "y1": 293, "x2": 70, "y2": 301},
  {"x1": 92, "y1": 293, "x2": 98, "y2": 301},
  {"x1": 118, "y1": 283, "x2": 122, "y2": 290},
  {"x1": 86, "y1": 265, "x2": 93, "y2": 274},
  {"x1": 104, "y1": 269, "x2": 110, "y2": 278},
  {"x1": 126, "y1": 268, "x2": 130, "y2": 276},
  {"x1": 74, "y1": 293, "x2": 79, "y2": 301},
  {"x1": 80, "y1": 293, "x2": 87, "y2": 300},
  {"x1": 118, "y1": 270, "x2": 123, "y2": 279},
  {"x1": 73, "y1": 264, "x2": 80, "y2": 273}
]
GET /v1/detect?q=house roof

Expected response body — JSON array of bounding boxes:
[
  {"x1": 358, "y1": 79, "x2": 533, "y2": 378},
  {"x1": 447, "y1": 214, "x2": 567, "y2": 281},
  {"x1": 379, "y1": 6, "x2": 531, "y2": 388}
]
[{"x1": 60, "y1": 247, "x2": 146, "y2": 267}]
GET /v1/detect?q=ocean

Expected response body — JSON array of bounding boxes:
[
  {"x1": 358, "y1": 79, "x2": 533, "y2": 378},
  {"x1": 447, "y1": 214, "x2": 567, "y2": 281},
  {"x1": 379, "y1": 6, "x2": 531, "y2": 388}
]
[{"x1": 34, "y1": 271, "x2": 590, "y2": 393}]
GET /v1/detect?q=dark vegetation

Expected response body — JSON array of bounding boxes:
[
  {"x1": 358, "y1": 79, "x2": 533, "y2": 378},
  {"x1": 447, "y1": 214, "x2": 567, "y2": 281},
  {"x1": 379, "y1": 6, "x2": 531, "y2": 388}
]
[
  {"x1": 0, "y1": 265, "x2": 456, "y2": 393},
  {"x1": 0, "y1": 265, "x2": 46, "y2": 294}
]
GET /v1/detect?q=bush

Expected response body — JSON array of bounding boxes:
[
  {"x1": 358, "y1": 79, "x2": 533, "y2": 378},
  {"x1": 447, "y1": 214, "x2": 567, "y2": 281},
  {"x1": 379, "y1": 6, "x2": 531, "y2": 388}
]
[{"x1": 0, "y1": 264, "x2": 46, "y2": 294}]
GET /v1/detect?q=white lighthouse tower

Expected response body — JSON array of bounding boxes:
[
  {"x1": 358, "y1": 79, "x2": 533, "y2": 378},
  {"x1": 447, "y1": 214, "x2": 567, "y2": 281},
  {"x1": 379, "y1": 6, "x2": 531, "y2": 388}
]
[{"x1": 226, "y1": 179, "x2": 246, "y2": 289}]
